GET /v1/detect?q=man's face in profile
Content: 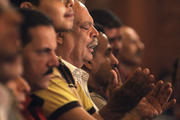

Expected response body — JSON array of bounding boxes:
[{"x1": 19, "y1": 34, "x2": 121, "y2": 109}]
[
  {"x1": 116, "y1": 27, "x2": 144, "y2": 65},
  {"x1": 86, "y1": 33, "x2": 118, "y2": 89},
  {"x1": 63, "y1": 1, "x2": 98, "y2": 67},
  {"x1": 23, "y1": 25, "x2": 58, "y2": 90},
  {"x1": 24, "y1": 0, "x2": 75, "y2": 31}
]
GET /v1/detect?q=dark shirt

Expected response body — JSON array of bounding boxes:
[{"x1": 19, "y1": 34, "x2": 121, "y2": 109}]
[{"x1": 22, "y1": 95, "x2": 46, "y2": 120}]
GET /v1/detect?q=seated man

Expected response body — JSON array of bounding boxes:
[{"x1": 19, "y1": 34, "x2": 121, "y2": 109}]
[
  {"x1": 84, "y1": 32, "x2": 176, "y2": 120},
  {"x1": 18, "y1": 9, "x2": 58, "y2": 120},
  {"x1": 35, "y1": 1, "x2": 165, "y2": 120},
  {"x1": 114, "y1": 26, "x2": 145, "y2": 83},
  {"x1": 82, "y1": 32, "x2": 119, "y2": 109}
]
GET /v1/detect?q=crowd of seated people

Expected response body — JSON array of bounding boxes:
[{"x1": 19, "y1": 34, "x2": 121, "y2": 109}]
[{"x1": 0, "y1": 0, "x2": 178, "y2": 120}]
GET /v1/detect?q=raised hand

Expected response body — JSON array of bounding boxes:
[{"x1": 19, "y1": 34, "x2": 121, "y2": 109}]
[
  {"x1": 106, "y1": 68, "x2": 123, "y2": 99},
  {"x1": 132, "y1": 80, "x2": 176, "y2": 119},
  {"x1": 107, "y1": 67, "x2": 155, "y2": 114}
]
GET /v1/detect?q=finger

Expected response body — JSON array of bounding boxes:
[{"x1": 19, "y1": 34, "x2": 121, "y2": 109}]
[
  {"x1": 149, "y1": 80, "x2": 163, "y2": 97},
  {"x1": 133, "y1": 69, "x2": 153, "y2": 95},
  {"x1": 136, "y1": 67, "x2": 142, "y2": 72},
  {"x1": 159, "y1": 88, "x2": 173, "y2": 105},
  {"x1": 110, "y1": 70, "x2": 118, "y2": 87},
  {"x1": 162, "y1": 99, "x2": 176, "y2": 111},
  {"x1": 149, "y1": 83, "x2": 156, "y2": 91},
  {"x1": 158, "y1": 82, "x2": 172, "y2": 103},
  {"x1": 143, "y1": 68, "x2": 150, "y2": 75},
  {"x1": 149, "y1": 74, "x2": 155, "y2": 82},
  {"x1": 114, "y1": 67, "x2": 122, "y2": 86},
  {"x1": 123, "y1": 67, "x2": 153, "y2": 99},
  {"x1": 143, "y1": 74, "x2": 155, "y2": 95}
]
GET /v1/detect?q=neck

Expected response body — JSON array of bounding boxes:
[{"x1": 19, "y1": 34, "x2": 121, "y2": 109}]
[
  {"x1": 56, "y1": 46, "x2": 83, "y2": 68},
  {"x1": 56, "y1": 46, "x2": 71, "y2": 61}
]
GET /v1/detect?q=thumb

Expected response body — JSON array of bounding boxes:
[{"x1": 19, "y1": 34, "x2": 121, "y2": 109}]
[{"x1": 110, "y1": 69, "x2": 118, "y2": 87}]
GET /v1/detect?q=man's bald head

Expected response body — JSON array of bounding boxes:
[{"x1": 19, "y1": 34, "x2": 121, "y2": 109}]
[
  {"x1": 116, "y1": 26, "x2": 145, "y2": 65},
  {"x1": 73, "y1": 0, "x2": 89, "y2": 25},
  {"x1": 60, "y1": 0, "x2": 98, "y2": 67}
]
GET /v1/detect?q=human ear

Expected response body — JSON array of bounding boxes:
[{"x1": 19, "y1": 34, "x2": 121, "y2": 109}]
[
  {"x1": 20, "y1": 2, "x2": 35, "y2": 9},
  {"x1": 57, "y1": 33, "x2": 64, "y2": 45}
]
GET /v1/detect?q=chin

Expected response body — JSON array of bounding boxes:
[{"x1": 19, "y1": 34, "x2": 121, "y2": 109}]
[
  {"x1": 18, "y1": 103, "x2": 25, "y2": 110},
  {"x1": 39, "y1": 78, "x2": 50, "y2": 89},
  {"x1": 56, "y1": 23, "x2": 73, "y2": 32},
  {"x1": 87, "y1": 56, "x2": 93, "y2": 62},
  {"x1": 63, "y1": 23, "x2": 73, "y2": 31},
  {"x1": 130, "y1": 59, "x2": 141, "y2": 65}
]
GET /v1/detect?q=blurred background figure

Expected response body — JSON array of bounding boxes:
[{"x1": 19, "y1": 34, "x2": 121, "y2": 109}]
[
  {"x1": 91, "y1": 9, "x2": 145, "y2": 83},
  {"x1": 0, "y1": 0, "x2": 27, "y2": 119},
  {"x1": 87, "y1": 0, "x2": 180, "y2": 79},
  {"x1": 0, "y1": 0, "x2": 22, "y2": 83},
  {"x1": 6, "y1": 76, "x2": 30, "y2": 110},
  {"x1": 114, "y1": 26, "x2": 144, "y2": 83},
  {"x1": 88, "y1": 1, "x2": 180, "y2": 119}
]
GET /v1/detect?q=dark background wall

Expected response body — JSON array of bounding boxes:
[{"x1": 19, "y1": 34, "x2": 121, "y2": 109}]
[{"x1": 86, "y1": 0, "x2": 180, "y2": 78}]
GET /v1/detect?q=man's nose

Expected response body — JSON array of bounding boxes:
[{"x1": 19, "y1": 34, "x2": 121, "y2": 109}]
[
  {"x1": 48, "y1": 52, "x2": 59, "y2": 67},
  {"x1": 66, "y1": 0, "x2": 74, "y2": 8}
]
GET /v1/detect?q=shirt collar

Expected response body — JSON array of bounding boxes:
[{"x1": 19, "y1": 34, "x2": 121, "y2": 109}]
[{"x1": 60, "y1": 58, "x2": 89, "y2": 83}]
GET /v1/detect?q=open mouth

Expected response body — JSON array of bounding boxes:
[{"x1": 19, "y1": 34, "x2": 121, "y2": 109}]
[{"x1": 87, "y1": 37, "x2": 98, "y2": 53}]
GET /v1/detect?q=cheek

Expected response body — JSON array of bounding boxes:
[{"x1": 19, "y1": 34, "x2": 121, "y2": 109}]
[
  {"x1": 129, "y1": 44, "x2": 138, "y2": 54},
  {"x1": 25, "y1": 55, "x2": 46, "y2": 76},
  {"x1": 40, "y1": 4, "x2": 65, "y2": 20},
  {"x1": 113, "y1": 41, "x2": 123, "y2": 50},
  {"x1": 52, "y1": 7, "x2": 66, "y2": 20},
  {"x1": 77, "y1": 36, "x2": 88, "y2": 52},
  {"x1": 93, "y1": 56, "x2": 107, "y2": 71},
  {"x1": 123, "y1": 43, "x2": 135, "y2": 55},
  {"x1": 32, "y1": 58, "x2": 47, "y2": 73}
]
